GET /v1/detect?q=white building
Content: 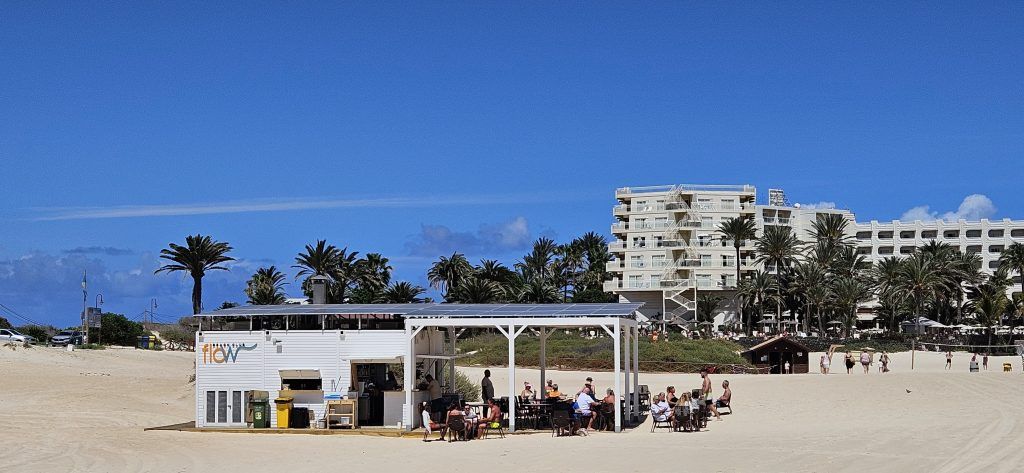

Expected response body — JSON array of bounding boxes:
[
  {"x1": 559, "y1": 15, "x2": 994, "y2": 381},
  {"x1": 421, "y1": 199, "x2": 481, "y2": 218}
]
[
  {"x1": 607, "y1": 184, "x2": 1023, "y2": 326},
  {"x1": 193, "y1": 303, "x2": 644, "y2": 433}
]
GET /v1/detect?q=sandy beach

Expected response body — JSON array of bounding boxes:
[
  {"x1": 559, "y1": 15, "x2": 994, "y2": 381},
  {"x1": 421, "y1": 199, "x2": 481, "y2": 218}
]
[{"x1": 2, "y1": 345, "x2": 1023, "y2": 473}]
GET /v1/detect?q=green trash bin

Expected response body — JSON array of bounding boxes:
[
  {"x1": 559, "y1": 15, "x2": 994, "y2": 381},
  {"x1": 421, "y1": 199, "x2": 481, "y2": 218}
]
[{"x1": 251, "y1": 400, "x2": 270, "y2": 428}]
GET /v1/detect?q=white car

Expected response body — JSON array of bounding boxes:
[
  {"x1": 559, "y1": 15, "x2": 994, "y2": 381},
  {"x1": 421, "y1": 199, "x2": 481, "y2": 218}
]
[{"x1": 0, "y1": 328, "x2": 36, "y2": 344}]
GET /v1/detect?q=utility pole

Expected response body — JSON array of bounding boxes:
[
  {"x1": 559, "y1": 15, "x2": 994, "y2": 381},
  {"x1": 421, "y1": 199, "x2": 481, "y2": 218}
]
[{"x1": 81, "y1": 270, "x2": 88, "y2": 344}]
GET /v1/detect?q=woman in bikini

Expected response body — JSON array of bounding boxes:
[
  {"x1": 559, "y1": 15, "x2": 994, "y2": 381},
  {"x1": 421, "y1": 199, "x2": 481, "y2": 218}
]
[{"x1": 844, "y1": 351, "x2": 855, "y2": 374}]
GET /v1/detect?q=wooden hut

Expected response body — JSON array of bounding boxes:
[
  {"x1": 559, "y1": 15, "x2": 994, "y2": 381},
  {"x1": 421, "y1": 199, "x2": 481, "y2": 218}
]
[{"x1": 741, "y1": 336, "x2": 810, "y2": 374}]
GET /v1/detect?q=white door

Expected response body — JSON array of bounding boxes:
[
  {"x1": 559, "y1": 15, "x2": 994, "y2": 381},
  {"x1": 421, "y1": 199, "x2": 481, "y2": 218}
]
[{"x1": 203, "y1": 389, "x2": 246, "y2": 427}]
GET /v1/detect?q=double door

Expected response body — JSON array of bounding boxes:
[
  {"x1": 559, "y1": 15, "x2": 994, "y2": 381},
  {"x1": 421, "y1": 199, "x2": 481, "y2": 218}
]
[{"x1": 204, "y1": 389, "x2": 246, "y2": 426}]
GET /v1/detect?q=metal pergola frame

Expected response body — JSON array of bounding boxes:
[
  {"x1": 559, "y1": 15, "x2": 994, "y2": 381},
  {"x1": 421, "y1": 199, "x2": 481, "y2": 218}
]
[{"x1": 403, "y1": 316, "x2": 641, "y2": 433}]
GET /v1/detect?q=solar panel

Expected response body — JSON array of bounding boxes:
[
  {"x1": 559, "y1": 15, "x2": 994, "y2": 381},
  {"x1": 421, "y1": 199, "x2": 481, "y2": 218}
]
[{"x1": 198, "y1": 302, "x2": 643, "y2": 319}]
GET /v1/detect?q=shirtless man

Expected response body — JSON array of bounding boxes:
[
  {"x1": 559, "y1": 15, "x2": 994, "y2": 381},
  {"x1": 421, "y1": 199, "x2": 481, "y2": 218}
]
[
  {"x1": 714, "y1": 380, "x2": 732, "y2": 414},
  {"x1": 945, "y1": 351, "x2": 953, "y2": 370},
  {"x1": 701, "y1": 368, "x2": 720, "y2": 420}
]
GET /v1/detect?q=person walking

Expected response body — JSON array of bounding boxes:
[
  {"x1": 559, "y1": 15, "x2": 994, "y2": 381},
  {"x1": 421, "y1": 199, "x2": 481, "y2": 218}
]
[
  {"x1": 860, "y1": 351, "x2": 871, "y2": 374},
  {"x1": 844, "y1": 351, "x2": 855, "y2": 374},
  {"x1": 983, "y1": 352, "x2": 989, "y2": 370},
  {"x1": 820, "y1": 353, "x2": 830, "y2": 374},
  {"x1": 945, "y1": 351, "x2": 953, "y2": 370},
  {"x1": 481, "y1": 369, "x2": 494, "y2": 417},
  {"x1": 879, "y1": 351, "x2": 890, "y2": 373}
]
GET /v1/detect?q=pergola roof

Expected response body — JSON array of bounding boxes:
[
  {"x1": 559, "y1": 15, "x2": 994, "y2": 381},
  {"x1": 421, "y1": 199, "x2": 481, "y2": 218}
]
[
  {"x1": 198, "y1": 302, "x2": 643, "y2": 319},
  {"x1": 402, "y1": 303, "x2": 642, "y2": 319}
]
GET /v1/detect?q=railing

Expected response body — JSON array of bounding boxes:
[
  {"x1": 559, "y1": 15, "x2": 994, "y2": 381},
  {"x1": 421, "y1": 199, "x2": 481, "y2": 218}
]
[
  {"x1": 548, "y1": 356, "x2": 768, "y2": 374},
  {"x1": 608, "y1": 241, "x2": 626, "y2": 251},
  {"x1": 617, "y1": 184, "x2": 756, "y2": 195}
]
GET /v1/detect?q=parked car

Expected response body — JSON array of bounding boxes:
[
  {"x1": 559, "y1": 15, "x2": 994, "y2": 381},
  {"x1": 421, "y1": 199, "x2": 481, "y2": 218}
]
[
  {"x1": 0, "y1": 328, "x2": 37, "y2": 345},
  {"x1": 50, "y1": 330, "x2": 85, "y2": 346}
]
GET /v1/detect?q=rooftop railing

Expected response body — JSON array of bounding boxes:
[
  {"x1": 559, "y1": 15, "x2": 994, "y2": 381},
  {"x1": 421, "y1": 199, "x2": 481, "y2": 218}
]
[{"x1": 617, "y1": 184, "x2": 755, "y2": 196}]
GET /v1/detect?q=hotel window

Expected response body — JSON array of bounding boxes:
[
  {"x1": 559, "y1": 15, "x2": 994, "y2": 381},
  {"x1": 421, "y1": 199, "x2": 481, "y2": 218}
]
[
  {"x1": 654, "y1": 217, "x2": 668, "y2": 229},
  {"x1": 900, "y1": 246, "x2": 915, "y2": 255},
  {"x1": 966, "y1": 229, "x2": 981, "y2": 238},
  {"x1": 1012, "y1": 229, "x2": 1024, "y2": 238},
  {"x1": 857, "y1": 247, "x2": 871, "y2": 255},
  {"x1": 700, "y1": 254, "x2": 712, "y2": 267},
  {"x1": 722, "y1": 255, "x2": 736, "y2": 267},
  {"x1": 900, "y1": 231, "x2": 915, "y2": 239},
  {"x1": 943, "y1": 230, "x2": 959, "y2": 238},
  {"x1": 632, "y1": 237, "x2": 646, "y2": 248},
  {"x1": 635, "y1": 218, "x2": 648, "y2": 229},
  {"x1": 990, "y1": 245, "x2": 1004, "y2": 254},
  {"x1": 697, "y1": 198, "x2": 713, "y2": 211},
  {"x1": 697, "y1": 274, "x2": 713, "y2": 288},
  {"x1": 701, "y1": 217, "x2": 714, "y2": 229},
  {"x1": 628, "y1": 275, "x2": 643, "y2": 288},
  {"x1": 652, "y1": 255, "x2": 666, "y2": 267},
  {"x1": 878, "y1": 246, "x2": 894, "y2": 255},
  {"x1": 697, "y1": 235, "x2": 712, "y2": 247},
  {"x1": 630, "y1": 255, "x2": 645, "y2": 268},
  {"x1": 989, "y1": 229, "x2": 1004, "y2": 238},
  {"x1": 966, "y1": 245, "x2": 982, "y2": 254},
  {"x1": 721, "y1": 199, "x2": 736, "y2": 210},
  {"x1": 654, "y1": 236, "x2": 664, "y2": 247},
  {"x1": 635, "y1": 200, "x2": 649, "y2": 212},
  {"x1": 650, "y1": 275, "x2": 661, "y2": 287},
  {"x1": 877, "y1": 231, "x2": 893, "y2": 239},
  {"x1": 856, "y1": 231, "x2": 872, "y2": 240},
  {"x1": 989, "y1": 260, "x2": 1001, "y2": 270},
  {"x1": 723, "y1": 275, "x2": 736, "y2": 288},
  {"x1": 921, "y1": 230, "x2": 937, "y2": 239}
]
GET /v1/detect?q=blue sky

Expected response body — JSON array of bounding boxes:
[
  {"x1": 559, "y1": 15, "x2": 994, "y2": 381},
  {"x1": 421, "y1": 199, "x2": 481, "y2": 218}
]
[{"x1": 1, "y1": 3, "x2": 1022, "y2": 326}]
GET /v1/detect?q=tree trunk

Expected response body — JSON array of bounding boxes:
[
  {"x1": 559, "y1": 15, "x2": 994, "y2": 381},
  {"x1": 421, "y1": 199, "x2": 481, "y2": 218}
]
[
  {"x1": 816, "y1": 306, "x2": 824, "y2": 335},
  {"x1": 191, "y1": 274, "x2": 203, "y2": 315},
  {"x1": 734, "y1": 244, "x2": 742, "y2": 333}
]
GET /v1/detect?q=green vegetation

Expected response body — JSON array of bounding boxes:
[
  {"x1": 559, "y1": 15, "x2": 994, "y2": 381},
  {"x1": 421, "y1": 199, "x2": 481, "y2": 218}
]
[
  {"x1": 454, "y1": 370, "x2": 480, "y2": 402},
  {"x1": 99, "y1": 313, "x2": 146, "y2": 346},
  {"x1": 14, "y1": 324, "x2": 54, "y2": 343},
  {"x1": 0, "y1": 316, "x2": 11, "y2": 329},
  {"x1": 456, "y1": 331, "x2": 749, "y2": 372}
]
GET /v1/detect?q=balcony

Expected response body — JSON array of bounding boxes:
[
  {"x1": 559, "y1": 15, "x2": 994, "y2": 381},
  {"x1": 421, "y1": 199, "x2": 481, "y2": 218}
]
[
  {"x1": 603, "y1": 280, "x2": 657, "y2": 291},
  {"x1": 605, "y1": 261, "x2": 624, "y2": 272},
  {"x1": 611, "y1": 223, "x2": 628, "y2": 233},
  {"x1": 616, "y1": 184, "x2": 755, "y2": 197},
  {"x1": 608, "y1": 241, "x2": 626, "y2": 252}
]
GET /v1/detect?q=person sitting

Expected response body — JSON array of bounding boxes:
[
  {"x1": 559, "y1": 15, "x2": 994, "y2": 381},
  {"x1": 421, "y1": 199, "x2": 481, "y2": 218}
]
[
  {"x1": 575, "y1": 386, "x2": 598, "y2": 431},
  {"x1": 651, "y1": 392, "x2": 672, "y2": 424},
  {"x1": 521, "y1": 382, "x2": 536, "y2": 400},
  {"x1": 420, "y1": 401, "x2": 447, "y2": 441},
  {"x1": 462, "y1": 403, "x2": 479, "y2": 439},
  {"x1": 678, "y1": 392, "x2": 693, "y2": 430},
  {"x1": 477, "y1": 398, "x2": 502, "y2": 432},
  {"x1": 445, "y1": 402, "x2": 466, "y2": 440},
  {"x1": 714, "y1": 380, "x2": 731, "y2": 415},
  {"x1": 547, "y1": 383, "x2": 562, "y2": 399}
]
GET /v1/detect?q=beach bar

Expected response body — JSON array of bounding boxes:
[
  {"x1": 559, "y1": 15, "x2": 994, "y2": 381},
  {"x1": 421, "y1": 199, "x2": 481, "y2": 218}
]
[
  {"x1": 193, "y1": 303, "x2": 643, "y2": 433},
  {"x1": 741, "y1": 336, "x2": 810, "y2": 374}
]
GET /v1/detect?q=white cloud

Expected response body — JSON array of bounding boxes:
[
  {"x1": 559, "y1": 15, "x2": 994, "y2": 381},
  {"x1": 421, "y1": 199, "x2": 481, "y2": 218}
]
[
  {"x1": 31, "y1": 193, "x2": 576, "y2": 221},
  {"x1": 899, "y1": 194, "x2": 997, "y2": 222},
  {"x1": 405, "y1": 217, "x2": 534, "y2": 257}
]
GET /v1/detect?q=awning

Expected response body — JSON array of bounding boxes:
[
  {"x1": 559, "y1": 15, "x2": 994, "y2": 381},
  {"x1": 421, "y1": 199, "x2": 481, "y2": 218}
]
[{"x1": 279, "y1": 369, "x2": 321, "y2": 379}]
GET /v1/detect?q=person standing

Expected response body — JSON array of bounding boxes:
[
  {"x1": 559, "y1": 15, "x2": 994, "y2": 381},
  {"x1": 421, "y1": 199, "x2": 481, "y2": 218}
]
[
  {"x1": 819, "y1": 354, "x2": 829, "y2": 374},
  {"x1": 983, "y1": 352, "x2": 989, "y2": 370},
  {"x1": 879, "y1": 351, "x2": 890, "y2": 373},
  {"x1": 845, "y1": 352, "x2": 855, "y2": 374},
  {"x1": 481, "y1": 369, "x2": 494, "y2": 416},
  {"x1": 700, "y1": 368, "x2": 719, "y2": 420},
  {"x1": 945, "y1": 351, "x2": 953, "y2": 370},
  {"x1": 425, "y1": 374, "x2": 443, "y2": 420}
]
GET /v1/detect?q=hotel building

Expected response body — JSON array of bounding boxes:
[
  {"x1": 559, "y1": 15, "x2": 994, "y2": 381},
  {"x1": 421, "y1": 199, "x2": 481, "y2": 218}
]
[{"x1": 606, "y1": 184, "x2": 1023, "y2": 325}]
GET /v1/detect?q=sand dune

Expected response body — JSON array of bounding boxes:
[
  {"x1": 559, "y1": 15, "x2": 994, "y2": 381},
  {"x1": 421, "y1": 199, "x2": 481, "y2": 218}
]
[{"x1": 2, "y1": 345, "x2": 1022, "y2": 472}]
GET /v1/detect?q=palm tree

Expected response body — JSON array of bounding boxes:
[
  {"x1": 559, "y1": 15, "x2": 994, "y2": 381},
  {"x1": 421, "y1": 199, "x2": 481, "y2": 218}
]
[
  {"x1": 293, "y1": 240, "x2": 341, "y2": 279},
  {"x1": 427, "y1": 253, "x2": 474, "y2": 300},
  {"x1": 808, "y1": 213, "x2": 853, "y2": 248},
  {"x1": 755, "y1": 225, "x2": 801, "y2": 330},
  {"x1": 452, "y1": 277, "x2": 504, "y2": 303},
  {"x1": 360, "y1": 253, "x2": 392, "y2": 291},
  {"x1": 968, "y1": 270, "x2": 1011, "y2": 346},
  {"x1": 805, "y1": 284, "x2": 832, "y2": 334},
  {"x1": 155, "y1": 234, "x2": 234, "y2": 314},
  {"x1": 330, "y1": 247, "x2": 363, "y2": 303},
  {"x1": 245, "y1": 266, "x2": 288, "y2": 305},
  {"x1": 696, "y1": 294, "x2": 724, "y2": 336},
  {"x1": 476, "y1": 259, "x2": 514, "y2": 285},
  {"x1": 894, "y1": 253, "x2": 948, "y2": 336},
  {"x1": 951, "y1": 251, "x2": 984, "y2": 324},
  {"x1": 830, "y1": 276, "x2": 872, "y2": 337},
  {"x1": 380, "y1": 282, "x2": 426, "y2": 303},
  {"x1": 788, "y1": 261, "x2": 826, "y2": 333},
  {"x1": 520, "y1": 277, "x2": 560, "y2": 303},
  {"x1": 738, "y1": 270, "x2": 781, "y2": 333},
  {"x1": 717, "y1": 217, "x2": 757, "y2": 332},
  {"x1": 999, "y1": 242, "x2": 1024, "y2": 294}
]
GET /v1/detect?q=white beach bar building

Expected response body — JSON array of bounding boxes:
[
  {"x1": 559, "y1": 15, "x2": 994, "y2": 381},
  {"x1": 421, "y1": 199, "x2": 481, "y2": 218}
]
[{"x1": 193, "y1": 303, "x2": 643, "y2": 433}]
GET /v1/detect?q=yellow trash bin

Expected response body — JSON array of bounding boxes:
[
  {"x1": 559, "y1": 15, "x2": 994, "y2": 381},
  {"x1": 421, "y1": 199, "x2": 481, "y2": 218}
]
[{"x1": 274, "y1": 397, "x2": 294, "y2": 428}]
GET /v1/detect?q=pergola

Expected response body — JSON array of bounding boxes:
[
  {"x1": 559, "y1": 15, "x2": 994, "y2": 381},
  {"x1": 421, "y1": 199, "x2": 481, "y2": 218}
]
[{"x1": 402, "y1": 303, "x2": 643, "y2": 433}]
